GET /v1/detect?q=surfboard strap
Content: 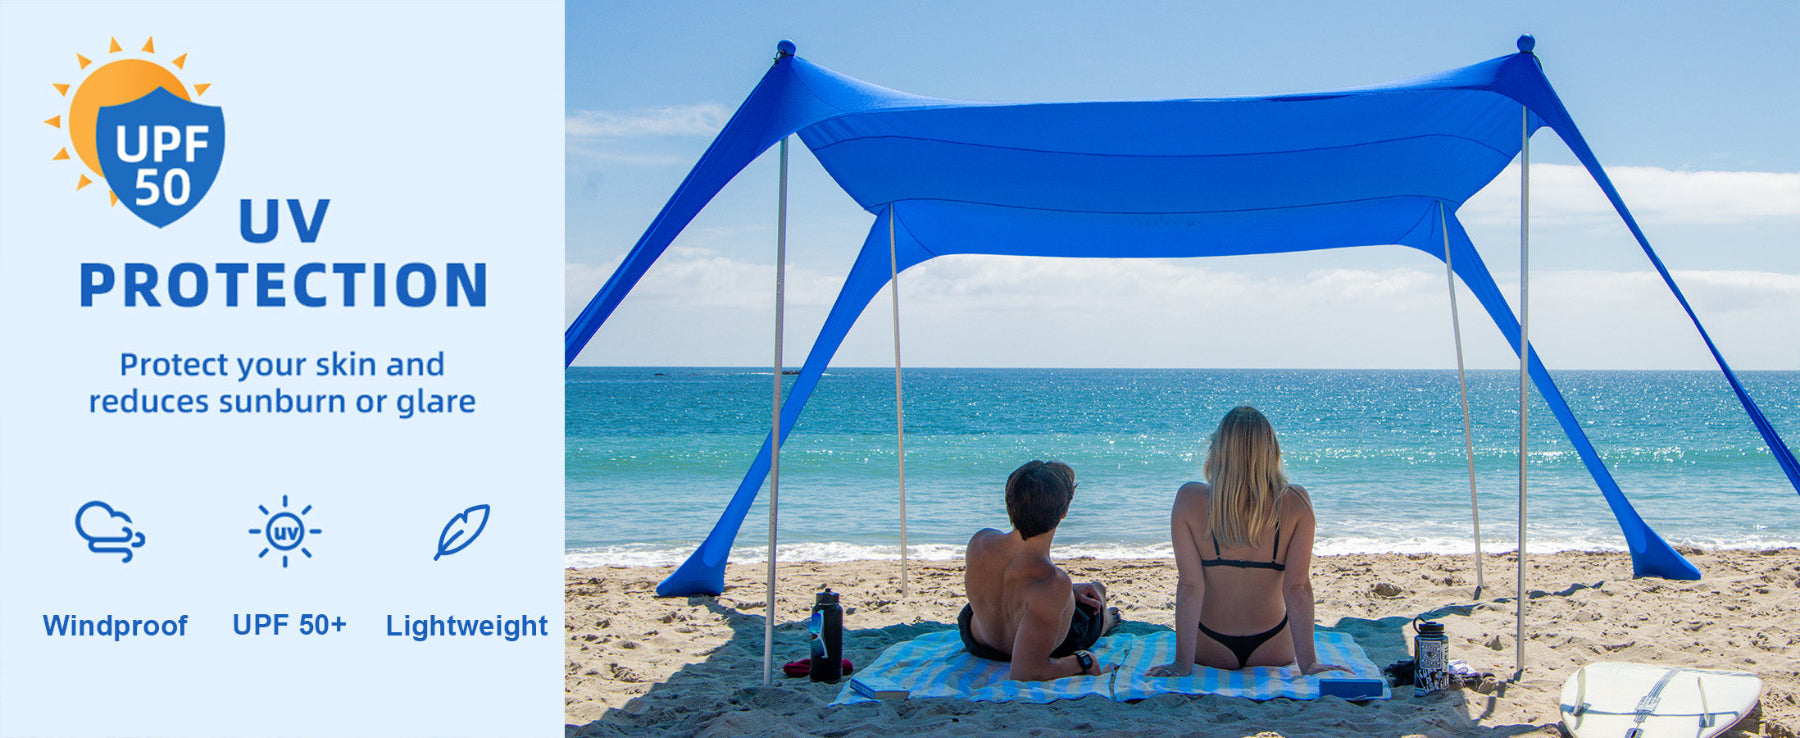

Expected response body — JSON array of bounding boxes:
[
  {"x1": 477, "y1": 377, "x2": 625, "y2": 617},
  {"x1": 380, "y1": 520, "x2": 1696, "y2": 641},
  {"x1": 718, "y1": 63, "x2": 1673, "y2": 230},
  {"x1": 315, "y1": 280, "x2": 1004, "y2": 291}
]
[{"x1": 1628, "y1": 667, "x2": 1684, "y2": 735}]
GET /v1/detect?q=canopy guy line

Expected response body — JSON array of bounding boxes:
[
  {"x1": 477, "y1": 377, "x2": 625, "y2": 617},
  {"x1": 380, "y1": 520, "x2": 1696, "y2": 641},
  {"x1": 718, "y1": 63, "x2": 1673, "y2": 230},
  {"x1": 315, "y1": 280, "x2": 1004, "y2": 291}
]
[
  {"x1": 1439, "y1": 203, "x2": 1484, "y2": 599},
  {"x1": 890, "y1": 205, "x2": 910, "y2": 597}
]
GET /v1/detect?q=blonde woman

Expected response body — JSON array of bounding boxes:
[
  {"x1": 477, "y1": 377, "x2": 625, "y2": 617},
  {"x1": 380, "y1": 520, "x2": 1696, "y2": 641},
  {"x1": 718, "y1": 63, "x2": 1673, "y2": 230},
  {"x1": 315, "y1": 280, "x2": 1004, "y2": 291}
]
[{"x1": 1146, "y1": 406, "x2": 1345, "y2": 677}]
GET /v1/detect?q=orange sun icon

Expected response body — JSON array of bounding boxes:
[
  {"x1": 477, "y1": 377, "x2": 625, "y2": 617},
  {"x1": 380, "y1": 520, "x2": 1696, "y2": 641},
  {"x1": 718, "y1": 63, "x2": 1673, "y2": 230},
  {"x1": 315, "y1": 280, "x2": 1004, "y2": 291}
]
[{"x1": 46, "y1": 36, "x2": 211, "y2": 206}]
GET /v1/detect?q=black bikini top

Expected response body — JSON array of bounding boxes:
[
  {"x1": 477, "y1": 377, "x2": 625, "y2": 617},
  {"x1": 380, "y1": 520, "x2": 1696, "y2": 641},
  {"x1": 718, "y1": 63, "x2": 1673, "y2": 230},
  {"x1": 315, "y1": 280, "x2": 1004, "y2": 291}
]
[{"x1": 1203, "y1": 527, "x2": 1284, "y2": 571}]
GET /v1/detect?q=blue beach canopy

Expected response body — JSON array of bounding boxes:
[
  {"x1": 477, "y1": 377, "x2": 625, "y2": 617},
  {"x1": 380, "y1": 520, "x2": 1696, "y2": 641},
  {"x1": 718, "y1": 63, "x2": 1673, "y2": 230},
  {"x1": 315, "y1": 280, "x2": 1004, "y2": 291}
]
[{"x1": 569, "y1": 38, "x2": 1800, "y2": 595}]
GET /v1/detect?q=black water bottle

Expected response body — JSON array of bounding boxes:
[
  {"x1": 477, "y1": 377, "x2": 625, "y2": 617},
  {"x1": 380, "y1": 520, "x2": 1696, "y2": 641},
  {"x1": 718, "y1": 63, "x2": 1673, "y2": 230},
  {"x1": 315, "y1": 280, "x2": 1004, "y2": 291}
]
[{"x1": 809, "y1": 589, "x2": 844, "y2": 683}]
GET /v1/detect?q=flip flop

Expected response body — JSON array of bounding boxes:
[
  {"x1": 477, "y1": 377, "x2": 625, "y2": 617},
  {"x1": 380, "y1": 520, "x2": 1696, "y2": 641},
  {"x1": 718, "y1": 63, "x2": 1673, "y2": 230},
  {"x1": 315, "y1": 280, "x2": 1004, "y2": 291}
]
[{"x1": 781, "y1": 658, "x2": 855, "y2": 678}]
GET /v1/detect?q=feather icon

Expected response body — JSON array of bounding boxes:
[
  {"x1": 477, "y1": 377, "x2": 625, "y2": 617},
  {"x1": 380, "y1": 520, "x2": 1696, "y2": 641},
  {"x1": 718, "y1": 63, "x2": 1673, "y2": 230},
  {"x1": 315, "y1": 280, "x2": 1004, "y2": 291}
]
[{"x1": 434, "y1": 504, "x2": 491, "y2": 561}]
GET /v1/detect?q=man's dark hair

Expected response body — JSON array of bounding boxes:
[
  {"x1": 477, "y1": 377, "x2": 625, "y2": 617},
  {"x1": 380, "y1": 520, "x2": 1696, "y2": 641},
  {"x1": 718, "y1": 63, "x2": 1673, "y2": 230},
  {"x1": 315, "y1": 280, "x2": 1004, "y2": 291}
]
[{"x1": 1005, "y1": 460, "x2": 1075, "y2": 539}]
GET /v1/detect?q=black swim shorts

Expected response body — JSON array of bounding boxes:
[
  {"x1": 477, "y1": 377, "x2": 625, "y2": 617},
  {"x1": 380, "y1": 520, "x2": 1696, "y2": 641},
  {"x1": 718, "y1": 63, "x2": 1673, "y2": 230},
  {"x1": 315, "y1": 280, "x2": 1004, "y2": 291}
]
[{"x1": 957, "y1": 601, "x2": 1104, "y2": 662}]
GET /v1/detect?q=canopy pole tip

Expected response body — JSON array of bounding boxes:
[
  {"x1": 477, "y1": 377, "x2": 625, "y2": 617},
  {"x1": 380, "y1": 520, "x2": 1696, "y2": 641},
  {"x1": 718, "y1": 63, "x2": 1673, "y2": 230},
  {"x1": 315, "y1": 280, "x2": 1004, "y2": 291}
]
[
  {"x1": 776, "y1": 39, "x2": 797, "y2": 59},
  {"x1": 1516, "y1": 35, "x2": 1535, "y2": 53}
]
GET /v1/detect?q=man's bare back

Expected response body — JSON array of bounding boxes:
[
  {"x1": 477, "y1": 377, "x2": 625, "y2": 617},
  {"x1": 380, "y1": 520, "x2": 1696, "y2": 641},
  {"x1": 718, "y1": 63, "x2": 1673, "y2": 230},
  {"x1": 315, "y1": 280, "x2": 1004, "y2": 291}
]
[
  {"x1": 959, "y1": 461, "x2": 1115, "y2": 681},
  {"x1": 963, "y1": 528, "x2": 1072, "y2": 653}
]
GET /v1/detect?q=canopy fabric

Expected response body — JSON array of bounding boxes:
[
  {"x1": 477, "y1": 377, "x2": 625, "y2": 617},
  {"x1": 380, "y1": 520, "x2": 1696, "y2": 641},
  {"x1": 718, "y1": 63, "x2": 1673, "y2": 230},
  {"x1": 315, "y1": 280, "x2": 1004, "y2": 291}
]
[{"x1": 567, "y1": 41, "x2": 1800, "y2": 596}]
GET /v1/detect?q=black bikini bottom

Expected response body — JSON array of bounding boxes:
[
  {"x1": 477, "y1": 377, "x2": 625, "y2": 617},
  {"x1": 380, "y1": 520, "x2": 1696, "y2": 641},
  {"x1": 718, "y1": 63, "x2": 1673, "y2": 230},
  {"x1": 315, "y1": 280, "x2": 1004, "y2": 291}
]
[
  {"x1": 958, "y1": 602, "x2": 1104, "y2": 662},
  {"x1": 1198, "y1": 615, "x2": 1289, "y2": 669}
]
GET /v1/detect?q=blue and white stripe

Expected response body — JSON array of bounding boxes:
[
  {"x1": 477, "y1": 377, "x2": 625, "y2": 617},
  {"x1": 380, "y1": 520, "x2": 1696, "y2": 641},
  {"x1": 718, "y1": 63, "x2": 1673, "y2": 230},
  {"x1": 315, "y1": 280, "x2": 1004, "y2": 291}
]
[{"x1": 833, "y1": 629, "x2": 1388, "y2": 706}]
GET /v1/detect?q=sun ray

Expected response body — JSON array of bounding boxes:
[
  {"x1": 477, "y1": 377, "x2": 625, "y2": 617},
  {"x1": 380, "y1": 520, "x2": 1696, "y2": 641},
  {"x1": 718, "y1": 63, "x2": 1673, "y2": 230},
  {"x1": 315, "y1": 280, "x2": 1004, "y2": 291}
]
[{"x1": 54, "y1": 36, "x2": 207, "y2": 209}]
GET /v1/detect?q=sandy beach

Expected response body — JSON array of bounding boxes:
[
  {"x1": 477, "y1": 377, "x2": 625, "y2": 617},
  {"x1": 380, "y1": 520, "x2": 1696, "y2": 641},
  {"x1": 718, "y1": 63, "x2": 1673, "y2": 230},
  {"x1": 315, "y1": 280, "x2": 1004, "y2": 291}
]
[{"x1": 565, "y1": 548, "x2": 1798, "y2": 737}]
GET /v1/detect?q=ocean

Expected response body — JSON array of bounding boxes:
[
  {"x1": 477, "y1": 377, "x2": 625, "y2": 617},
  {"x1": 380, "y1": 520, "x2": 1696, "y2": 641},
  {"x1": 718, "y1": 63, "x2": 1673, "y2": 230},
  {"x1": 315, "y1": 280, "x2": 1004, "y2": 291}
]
[{"x1": 565, "y1": 368, "x2": 1799, "y2": 567}]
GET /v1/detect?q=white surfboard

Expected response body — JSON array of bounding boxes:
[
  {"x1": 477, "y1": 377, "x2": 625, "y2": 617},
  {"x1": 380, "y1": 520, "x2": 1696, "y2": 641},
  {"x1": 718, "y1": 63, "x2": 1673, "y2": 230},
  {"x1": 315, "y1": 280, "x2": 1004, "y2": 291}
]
[{"x1": 1560, "y1": 662, "x2": 1762, "y2": 738}]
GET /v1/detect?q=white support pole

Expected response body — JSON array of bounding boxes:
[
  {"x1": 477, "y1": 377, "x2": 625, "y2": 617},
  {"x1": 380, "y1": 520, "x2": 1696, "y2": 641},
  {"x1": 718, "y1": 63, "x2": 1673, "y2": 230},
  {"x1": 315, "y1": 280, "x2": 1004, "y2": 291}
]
[
  {"x1": 889, "y1": 206, "x2": 910, "y2": 597},
  {"x1": 1440, "y1": 204, "x2": 1485, "y2": 599},
  {"x1": 1516, "y1": 106, "x2": 1530, "y2": 679},
  {"x1": 765, "y1": 136, "x2": 788, "y2": 687}
]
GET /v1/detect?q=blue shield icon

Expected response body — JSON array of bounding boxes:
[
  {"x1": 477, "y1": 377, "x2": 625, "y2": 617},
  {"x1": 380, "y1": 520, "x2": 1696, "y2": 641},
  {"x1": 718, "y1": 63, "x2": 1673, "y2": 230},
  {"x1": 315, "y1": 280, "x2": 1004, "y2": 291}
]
[{"x1": 96, "y1": 87, "x2": 226, "y2": 228}]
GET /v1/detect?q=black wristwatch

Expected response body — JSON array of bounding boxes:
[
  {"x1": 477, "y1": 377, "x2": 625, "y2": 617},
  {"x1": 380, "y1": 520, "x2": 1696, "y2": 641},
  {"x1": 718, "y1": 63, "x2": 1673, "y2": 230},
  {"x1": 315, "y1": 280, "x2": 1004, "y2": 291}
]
[{"x1": 1073, "y1": 649, "x2": 1096, "y2": 675}]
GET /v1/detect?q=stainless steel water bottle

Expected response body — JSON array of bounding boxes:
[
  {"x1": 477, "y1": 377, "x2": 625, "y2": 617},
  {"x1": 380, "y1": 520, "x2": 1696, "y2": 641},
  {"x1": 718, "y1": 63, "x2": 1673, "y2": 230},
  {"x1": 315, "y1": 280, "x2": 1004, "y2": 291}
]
[
  {"x1": 809, "y1": 589, "x2": 844, "y2": 683},
  {"x1": 1413, "y1": 618, "x2": 1449, "y2": 695}
]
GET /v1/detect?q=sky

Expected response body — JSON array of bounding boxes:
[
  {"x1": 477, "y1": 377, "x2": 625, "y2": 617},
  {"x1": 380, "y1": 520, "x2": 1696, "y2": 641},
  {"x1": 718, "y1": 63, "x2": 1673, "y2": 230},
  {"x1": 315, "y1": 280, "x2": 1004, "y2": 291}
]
[{"x1": 566, "y1": 1, "x2": 1799, "y2": 370}]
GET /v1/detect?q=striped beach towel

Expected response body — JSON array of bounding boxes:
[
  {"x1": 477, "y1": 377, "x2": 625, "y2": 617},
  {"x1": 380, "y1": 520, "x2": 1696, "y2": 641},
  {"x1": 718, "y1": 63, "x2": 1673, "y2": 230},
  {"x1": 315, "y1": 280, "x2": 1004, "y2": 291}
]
[
  {"x1": 830, "y1": 630, "x2": 1128, "y2": 705},
  {"x1": 1111, "y1": 630, "x2": 1391, "y2": 702},
  {"x1": 832, "y1": 629, "x2": 1388, "y2": 706}
]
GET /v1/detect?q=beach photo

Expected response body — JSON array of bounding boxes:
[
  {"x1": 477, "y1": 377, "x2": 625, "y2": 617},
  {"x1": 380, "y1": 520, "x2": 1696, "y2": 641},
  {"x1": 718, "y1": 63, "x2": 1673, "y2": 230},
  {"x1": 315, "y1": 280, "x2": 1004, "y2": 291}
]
[{"x1": 563, "y1": 4, "x2": 1798, "y2": 736}]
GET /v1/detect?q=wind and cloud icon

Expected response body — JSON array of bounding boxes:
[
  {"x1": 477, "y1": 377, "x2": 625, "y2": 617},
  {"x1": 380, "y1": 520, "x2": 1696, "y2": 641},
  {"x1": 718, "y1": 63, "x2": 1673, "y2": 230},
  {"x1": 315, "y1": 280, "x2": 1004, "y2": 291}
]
[{"x1": 75, "y1": 500, "x2": 146, "y2": 563}]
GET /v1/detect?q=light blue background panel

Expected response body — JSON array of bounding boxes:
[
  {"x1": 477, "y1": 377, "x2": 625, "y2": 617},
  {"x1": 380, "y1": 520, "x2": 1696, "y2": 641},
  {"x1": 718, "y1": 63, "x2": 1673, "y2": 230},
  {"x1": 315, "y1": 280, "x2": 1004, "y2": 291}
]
[{"x1": 0, "y1": 3, "x2": 564, "y2": 735}]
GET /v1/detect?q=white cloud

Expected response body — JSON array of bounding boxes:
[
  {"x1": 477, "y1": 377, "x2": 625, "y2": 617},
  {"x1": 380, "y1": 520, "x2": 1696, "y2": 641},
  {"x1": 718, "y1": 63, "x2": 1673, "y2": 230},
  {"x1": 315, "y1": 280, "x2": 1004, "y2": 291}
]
[
  {"x1": 568, "y1": 250, "x2": 1800, "y2": 370},
  {"x1": 1521, "y1": 269, "x2": 1800, "y2": 320},
  {"x1": 563, "y1": 146, "x2": 694, "y2": 167},
  {"x1": 897, "y1": 257, "x2": 1445, "y2": 312},
  {"x1": 567, "y1": 247, "x2": 845, "y2": 319},
  {"x1": 1297, "y1": 268, "x2": 1437, "y2": 302},
  {"x1": 1462, "y1": 163, "x2": 1800, "y2": 226},
  {"x1": 565, "y1": 104, "x2": 731, "y2": 138},
  {"x1": 1665, "y1": 269, "x2": 1800, "y2": 313}
]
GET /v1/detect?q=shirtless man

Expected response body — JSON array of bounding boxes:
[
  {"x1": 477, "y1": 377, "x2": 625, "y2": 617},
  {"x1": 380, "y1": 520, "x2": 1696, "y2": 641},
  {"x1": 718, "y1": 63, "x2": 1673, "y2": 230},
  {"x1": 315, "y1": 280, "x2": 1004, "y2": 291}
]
[{"x1": 959, "y1": 460, "x2": 1116, "y2": 681}]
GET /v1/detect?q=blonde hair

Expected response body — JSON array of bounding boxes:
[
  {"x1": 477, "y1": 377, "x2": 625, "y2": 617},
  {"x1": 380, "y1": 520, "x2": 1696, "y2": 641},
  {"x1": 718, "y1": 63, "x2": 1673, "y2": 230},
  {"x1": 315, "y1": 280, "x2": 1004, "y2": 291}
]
[{"x1": 1203, "y1": 406, "x2": 1290, "y2": 549}]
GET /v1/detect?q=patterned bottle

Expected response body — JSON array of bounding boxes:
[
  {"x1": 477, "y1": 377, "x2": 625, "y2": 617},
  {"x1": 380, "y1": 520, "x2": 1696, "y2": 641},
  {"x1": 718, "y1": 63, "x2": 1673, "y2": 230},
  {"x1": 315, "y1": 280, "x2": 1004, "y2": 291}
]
[{"x1": 1413, "y1": 618, "x2": 1449, "y2": 695}]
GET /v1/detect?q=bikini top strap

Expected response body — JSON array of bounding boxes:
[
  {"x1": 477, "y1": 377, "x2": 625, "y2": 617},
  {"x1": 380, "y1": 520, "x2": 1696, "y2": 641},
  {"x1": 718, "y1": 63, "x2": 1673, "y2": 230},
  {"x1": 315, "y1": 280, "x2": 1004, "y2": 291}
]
[
  {"x1": 1210, "y1": 527, "x2": 1282, "y2": 566},
  {"x1": 1270, "y1": 487, "x2": 1289, "y2": 562}
]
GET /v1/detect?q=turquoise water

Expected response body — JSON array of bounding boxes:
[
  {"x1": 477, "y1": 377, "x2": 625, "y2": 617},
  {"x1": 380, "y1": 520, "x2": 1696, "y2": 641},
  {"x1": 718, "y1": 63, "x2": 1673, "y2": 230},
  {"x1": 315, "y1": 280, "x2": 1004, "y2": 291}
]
[{"x1": 566, "y1": 368, "x2": 1800, "y2": 566}]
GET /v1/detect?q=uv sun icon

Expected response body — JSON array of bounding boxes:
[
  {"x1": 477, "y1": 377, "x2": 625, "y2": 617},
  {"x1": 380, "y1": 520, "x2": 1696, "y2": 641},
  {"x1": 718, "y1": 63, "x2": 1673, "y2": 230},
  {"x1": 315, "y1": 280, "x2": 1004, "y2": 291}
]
[
  {"x1": 46, "y1": 36, "x2": 223, "y2": 227},
  {"x1": 248, "y1": 495, "x2": 322, "y2": 568}
]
